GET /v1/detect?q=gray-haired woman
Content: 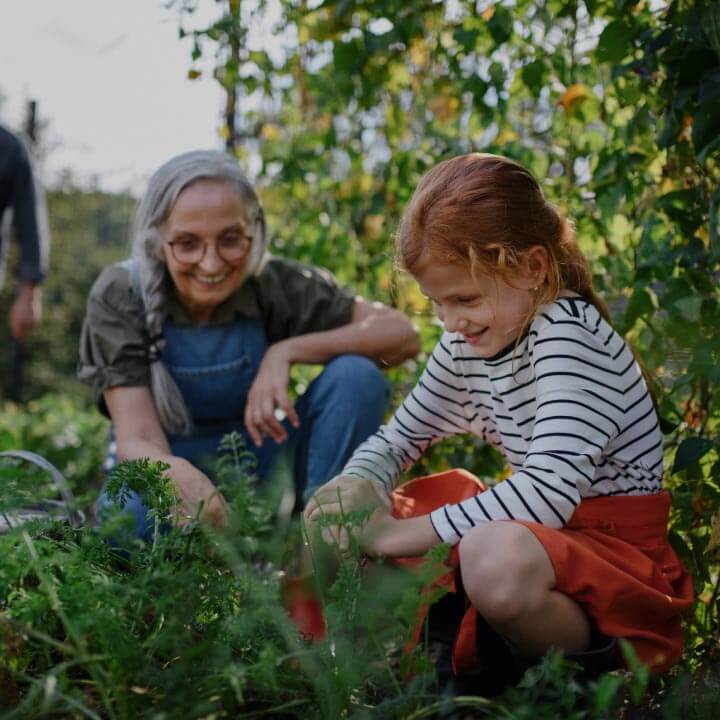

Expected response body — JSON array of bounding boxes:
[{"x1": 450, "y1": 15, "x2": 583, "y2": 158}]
[{"x1": 79, "y1": 150, "x2": 420, "y2": 539}]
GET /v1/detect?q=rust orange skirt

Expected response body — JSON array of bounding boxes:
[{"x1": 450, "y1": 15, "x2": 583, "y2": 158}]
[{"x1": 391, "y1": 469, "x2": 694, "y2": 674}]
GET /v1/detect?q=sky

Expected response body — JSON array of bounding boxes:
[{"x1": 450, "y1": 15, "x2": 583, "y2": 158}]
[{"x1": 0, "y1": 1, "x2": 228, "y2": 194}]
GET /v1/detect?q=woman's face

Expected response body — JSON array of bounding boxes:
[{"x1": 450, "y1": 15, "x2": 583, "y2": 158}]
[{"x1": 161, "y1": 179, "x2": 255, "y2": 323}]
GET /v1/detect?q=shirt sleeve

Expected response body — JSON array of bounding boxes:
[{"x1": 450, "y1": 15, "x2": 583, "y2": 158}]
[
  {"x1": 77, "y1": 264, "x2": 150, "y2": 413},
  {"x1": 340, "y1": 336, "x2": 475, "y2": 493},
  {"x1": 430, "y1": 312, "x2": 624, "y2": 545},
  {"x1": 7, "y1": 135, "x2": 49, "y2": 284},
  {"x1": 257, "y1": 258, "x2": 356, "y2": 343}
]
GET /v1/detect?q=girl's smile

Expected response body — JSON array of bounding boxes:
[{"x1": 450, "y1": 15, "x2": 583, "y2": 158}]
[{"x1": 413, "y1": 260, "x2": 539, "y2": 358}]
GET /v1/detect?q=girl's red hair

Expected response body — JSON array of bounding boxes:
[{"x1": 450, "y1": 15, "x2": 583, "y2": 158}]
[{"x1": 395, "y1": 153, "x2": 610, "y2": 325}]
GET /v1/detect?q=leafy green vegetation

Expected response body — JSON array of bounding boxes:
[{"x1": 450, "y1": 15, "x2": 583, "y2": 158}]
[
  {"x1": 0, "y1": 0, "x2": 718, "y2": 715},
  {"x1": 0, "y1": 428, "x2": 661, "y2": 719}
]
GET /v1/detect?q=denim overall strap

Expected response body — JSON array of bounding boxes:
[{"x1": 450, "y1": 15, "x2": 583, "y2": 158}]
[{"x1": 161, "y1": 318, "x2": 267, "y2": 472}]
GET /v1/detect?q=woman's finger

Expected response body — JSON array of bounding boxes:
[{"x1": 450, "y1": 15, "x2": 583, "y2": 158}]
[
  {"x1": 275, "y1": 387, "x2": 300, "y2": 429},
  {"x1": 244, "y1": 400, "x2": 264, "y2": 447},
  {"x1": 257, "y1": 391, "x2": 288, "y2": 443}
]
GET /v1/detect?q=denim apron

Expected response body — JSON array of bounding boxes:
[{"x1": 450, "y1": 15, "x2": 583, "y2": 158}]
[{"x1": 160, "y1": 317, "x2": 266, "y2": 474}]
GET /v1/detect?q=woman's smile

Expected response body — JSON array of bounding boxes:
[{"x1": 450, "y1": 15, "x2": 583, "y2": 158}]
[
  {"x1": 161, "y1": 179, "x2": 253, "y2": 323},
  {"x1": 192, "y1": 272, "x2": 230, "y2": 285}
]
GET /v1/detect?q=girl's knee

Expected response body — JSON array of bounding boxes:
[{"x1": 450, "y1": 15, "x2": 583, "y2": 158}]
[{"x1": 458, "y1": 522, "x2": 551, "y2": 623}]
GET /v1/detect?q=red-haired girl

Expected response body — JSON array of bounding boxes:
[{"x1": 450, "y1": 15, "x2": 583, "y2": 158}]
[{"x1": 305, "y1": 153, "x2": 693, "y2": 689}]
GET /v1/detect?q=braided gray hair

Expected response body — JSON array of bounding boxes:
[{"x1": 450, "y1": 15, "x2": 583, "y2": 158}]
[{"x1": 131, "y1": 150, "x2": 267, "y2": 436}]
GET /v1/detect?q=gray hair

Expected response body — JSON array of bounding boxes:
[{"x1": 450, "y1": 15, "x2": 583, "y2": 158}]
[{"x1": 130, "y1": 150, "x2": 268, "y2": 436}]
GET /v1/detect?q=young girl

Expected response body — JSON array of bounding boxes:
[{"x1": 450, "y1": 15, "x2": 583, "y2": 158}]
[{"x1": 305, "y1": 153, "x2": 693, "y2": 682}]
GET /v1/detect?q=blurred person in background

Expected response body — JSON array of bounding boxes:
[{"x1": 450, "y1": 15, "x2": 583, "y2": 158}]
[{"x1": 0, "y1": 124, "x2": 49, "y2": 348}]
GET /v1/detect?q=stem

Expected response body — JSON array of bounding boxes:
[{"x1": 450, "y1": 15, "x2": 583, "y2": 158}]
[
  {"x1": 236, "y1": 698, "x2": 311, "y2": 719},
  {"x1": 1, "y1": 510, "x2": 14, "y2": 531},
  {"x1": 403, "y1": 695, "x2": 500, "y2": 720},
  {"x1": 0, "y1": 615, "x2": 77, "y2": 655},
  {"x1": 369, "y1": 632, "x2": 403, "y2": 695},
  {"x1": 706, "y1": 570, "x2": 720, "y2": 634}
]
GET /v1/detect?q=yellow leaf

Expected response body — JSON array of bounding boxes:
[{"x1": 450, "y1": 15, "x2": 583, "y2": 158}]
[
  {"x1": 482, "y1": 5, "x2": 496, "y2": 21},
  {"x1": 495, "y1": 126, "x2": 518, "y2": 145},
  {"x1": 363, "y1": 214, "x2": 385, "y2": 239},
  {"x1": 558, "y1": 83, "x2": 590, "y2": 115},
  {"x1": 313, "y1": 113, "x2": 332, "y2": 132},
  {"x1": 429, "y1": 92, "x2": 461, "y2": 123},
  {"x1": 187, "y1": 69, "x2": 202, "y2": 80},
  {"x1": 708, "y1": 512, "x2": 720, "y2": 553},
  {"x1": 397, "y1": 276, "x2": 429, "y2": 314},
  {"x1": 679, "y1": 115, "x2": 693, "y2": 142},
  {"x1": 409, "y1": 38, "x2": 430, "y2": 69},
  {"x1": 258, "y1": 187, "x2": 284, "y2": 210},
  {"x1": 358, "y1": 174, "x2": 373, "y2": 194},
  {"x1": 388, "y1": 61, "x2": 411, "y2": 90},
  {"x1": 260, "y1": 123, "x2": 282, "y2": 141},
  {"x1": 337, "y1": 180, "x2": 353, "y2": 199}
]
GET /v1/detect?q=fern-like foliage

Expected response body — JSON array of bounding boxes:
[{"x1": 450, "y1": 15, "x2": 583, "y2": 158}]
[{"x1": 105, "y1": 458, "x2": 176, "y2": 528}]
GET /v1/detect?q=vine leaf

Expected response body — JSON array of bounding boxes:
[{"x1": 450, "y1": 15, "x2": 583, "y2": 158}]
[{"x1": 672, "y1": 437, "x2": 715, "y2": 474}]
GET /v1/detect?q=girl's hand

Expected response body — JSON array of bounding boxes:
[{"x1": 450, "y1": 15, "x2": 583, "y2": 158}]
[
  {"x1": 305, "y1": 475, "x2": 392, "y2": 558},
  {"x1": 172, "y1": 460, "x2": 229, "y2": 530},
  {"x1": 304, "y1": 474, "x2": 391, "y2": 522},
  {"x1": 245, "y1": 340, "x2": 300, "y2": 447},
  {"x1": 335, "y1": 505, "x2": 398, "y2": 558},
  {"x1": 314, "y1": 507, "x2": 440, "y2": 559}
]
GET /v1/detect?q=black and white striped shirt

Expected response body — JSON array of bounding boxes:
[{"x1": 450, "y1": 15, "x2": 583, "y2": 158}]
[{"x1": 341, "y1": 297, "x2": 664, "y2": 545}]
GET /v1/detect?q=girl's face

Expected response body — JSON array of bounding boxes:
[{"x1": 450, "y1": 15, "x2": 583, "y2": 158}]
[
  {"x1": 414, "y1": 258, "x2": 541, "y2": 358},
  {"x1": 161, "y1": 179, "x2": 254, "y2": 323}
]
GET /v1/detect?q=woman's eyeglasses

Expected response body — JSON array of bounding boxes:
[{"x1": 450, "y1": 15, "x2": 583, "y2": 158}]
[{"x1": 166, "y1": 234, "x2": 251, "y2": 265}]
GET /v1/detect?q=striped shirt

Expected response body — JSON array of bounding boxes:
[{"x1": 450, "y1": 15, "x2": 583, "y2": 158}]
[{"x1": 341, "y1": 296, "x2": 664, "y2": 545}]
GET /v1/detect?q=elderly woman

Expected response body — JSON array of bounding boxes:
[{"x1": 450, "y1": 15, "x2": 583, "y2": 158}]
[{"x1": 79, "y1": 150, "x2": 419, "y2": 539}]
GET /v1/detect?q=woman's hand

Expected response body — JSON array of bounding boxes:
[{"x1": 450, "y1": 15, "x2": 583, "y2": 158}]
[
  {"x1": 171, "y1": 459, "x2": 229, "y2": 530},
  {"x1": 105, "y1": 385, "x2": 229, "y2": 530},
  {"x1": 245, "y1": 340, "x2": 300, "y2": 447}
]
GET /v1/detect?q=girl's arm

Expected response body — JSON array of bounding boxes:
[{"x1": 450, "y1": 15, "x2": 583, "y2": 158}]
[
  {"x1": 104, "y1": 385, "x2": 228, "y2": 528},
  {"x1": 305, "y1": 335, "x2": 475, "y2": 519}
]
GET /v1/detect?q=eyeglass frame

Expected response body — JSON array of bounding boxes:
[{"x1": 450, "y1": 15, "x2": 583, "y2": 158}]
[{"x1": 164, "y1": 233, "x2": 253, "y2": 265}]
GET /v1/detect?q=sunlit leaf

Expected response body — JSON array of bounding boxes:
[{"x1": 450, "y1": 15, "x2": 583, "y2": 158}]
[
  {"x1": 624, "y1": 286, "x2": 655, "y2": 328},
  {"x1": 597, "y1": 20, "x2": 636, "y2": 64},
  {"x1": 487, "y1": 5, "x2": 513, "y2": 45},
  {"x1": 708, "y1": 513, "x2": 720, "y2": 553}
]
